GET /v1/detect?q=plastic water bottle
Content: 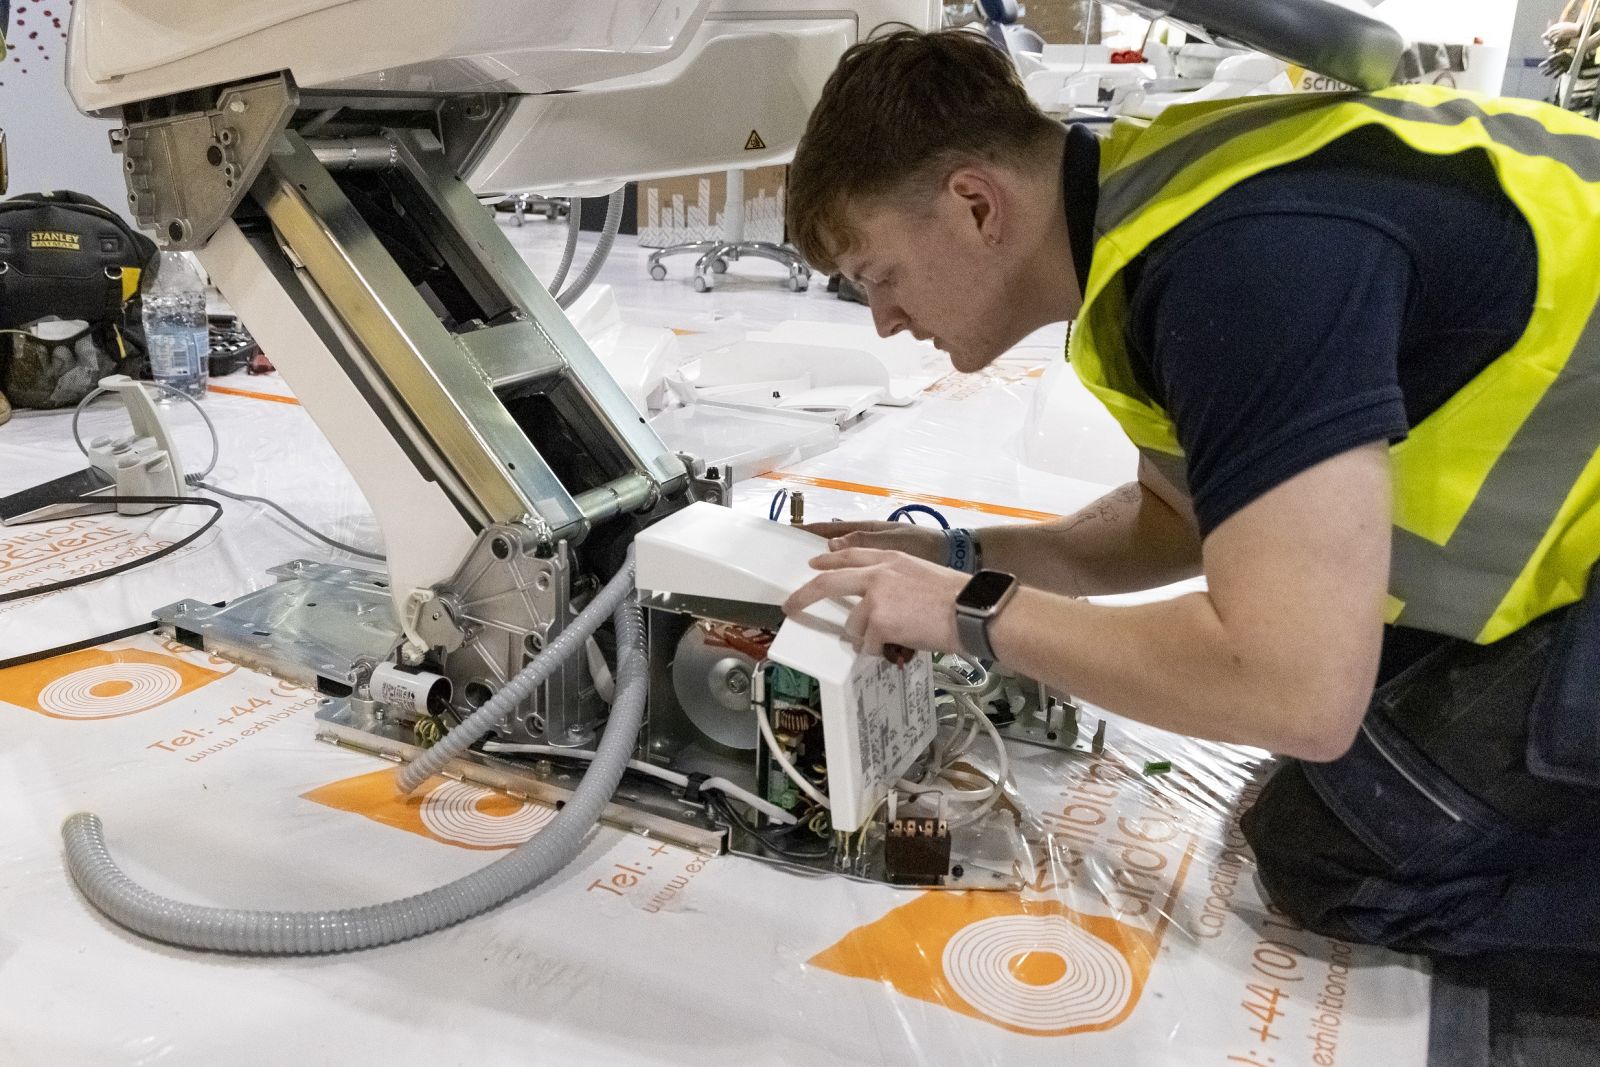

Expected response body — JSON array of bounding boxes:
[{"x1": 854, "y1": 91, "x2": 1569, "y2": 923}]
[{"x1": 141, "y1": 251, "x2": 210, "y2": 399}]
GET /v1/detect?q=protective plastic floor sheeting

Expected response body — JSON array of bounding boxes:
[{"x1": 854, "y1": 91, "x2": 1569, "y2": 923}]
[
  {"x1": 1, "y1": 390, "x2": 382, "y2": 661},
  {"x1": 0, "y1": 227, "x2": 1431, "y2": 1064},
  {"x1": 1, "y1": 631, "x2": 1428, "y2": 1066}
]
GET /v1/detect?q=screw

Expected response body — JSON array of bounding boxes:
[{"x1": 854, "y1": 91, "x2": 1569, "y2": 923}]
[
  {"x1": 228, "y1": 100, "x2": 248, "y2": 114},
  {"x1": 726, "y1": 667, "x2": 751, "y2": 695}
]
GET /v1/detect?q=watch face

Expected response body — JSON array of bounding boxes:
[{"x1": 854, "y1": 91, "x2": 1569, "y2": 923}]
[{"x1": 956, "y1": 570, "x2": 1016, "y2": 611}]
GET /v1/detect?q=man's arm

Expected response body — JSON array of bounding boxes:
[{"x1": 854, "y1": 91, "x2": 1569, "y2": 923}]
[
  {"x1": 977, "y1": 455, "x2": 1202, "y2": 595},
  {"x1": 786, "y1": 443, "x2": 1391, "y2": 759},
  {"x1": 990, "y1": 444, "x2": 1391, "y2": 758},
  {"x1": 810, "y1": 455, "x2": 1204, "y2": 597}
]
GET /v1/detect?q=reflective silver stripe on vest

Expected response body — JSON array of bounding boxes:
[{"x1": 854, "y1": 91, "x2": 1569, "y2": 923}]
[
  {"x1": 1355, "y1": 95, "x2": 1600, "y2": 182},
  {"x1": 1392, "y1": 299, "x2": 1600, "y2": 638},
  {"x1": 1138, "y1": 448, "x2": 1192, "y2": 499},
  {"x1": 1097, "y1": 94, "x2": 1351, "y2": 236},
  {"x1": 1097, "y1": 93, "x2": 1600, "y2": 241}
]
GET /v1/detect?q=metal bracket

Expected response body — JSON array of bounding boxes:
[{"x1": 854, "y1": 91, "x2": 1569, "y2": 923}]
[
  {"x1": 679, "y1": 453, "x2": 733, "y2": 507},
  {"x1": 116, "y1": 74, "x2": 298, "y2": 249}
]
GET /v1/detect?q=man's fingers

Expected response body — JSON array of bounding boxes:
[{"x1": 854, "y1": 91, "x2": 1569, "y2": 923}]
[
  {"x1": 799, "y1": 521, "x2": 893, "y2": 539},
  {"x1": 784, "y1": 569, "x2": 872, "y2": 615},
  {"x1": 845, "y1": 601, "x2": 871, "y2": 643},
  {"x1": 810, "y1": 548, "x2": 891, "y2": 571}
]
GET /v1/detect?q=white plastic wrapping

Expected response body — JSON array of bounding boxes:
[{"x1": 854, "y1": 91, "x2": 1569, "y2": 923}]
[{"x1": 0, "y1": 239, "x2": 1431, "y2": 1062}]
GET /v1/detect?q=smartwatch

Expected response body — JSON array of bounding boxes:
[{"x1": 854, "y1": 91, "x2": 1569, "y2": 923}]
[{"x1": 954, "y1": 569, "x2": 1019, "y2": 663}]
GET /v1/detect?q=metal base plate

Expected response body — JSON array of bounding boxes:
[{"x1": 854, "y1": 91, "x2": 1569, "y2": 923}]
[
  {"x1": 154, "y1": 559, "x2": 402, "y2": 694},
  {"x1": 157, "y1": 562, "x2": 1029, "y2": 890}
]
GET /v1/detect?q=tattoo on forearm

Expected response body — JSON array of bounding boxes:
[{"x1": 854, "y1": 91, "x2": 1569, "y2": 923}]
[{"x1": 1059, "y1": 482, "x2": 1143, "y2": 533}]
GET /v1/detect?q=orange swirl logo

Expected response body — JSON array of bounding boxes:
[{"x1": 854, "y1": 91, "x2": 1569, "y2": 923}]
[
  {"x1": 812, "y1": 837, "x2": 1197, "y2": 1037},
  {"x1": 302, "y1": 769, "x2": 557, "y2": 850},
  {"x1": 811, "y1": 892, "x2": 1159, "y2": 1037},
  {"x1": 0, "y1": 647, "x2": 226, "y2": 720}
]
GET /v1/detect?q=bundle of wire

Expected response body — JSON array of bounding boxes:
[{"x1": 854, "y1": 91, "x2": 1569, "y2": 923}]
[{"x1": 753, "y1": 652, "x2": 1014, "y2": 846}]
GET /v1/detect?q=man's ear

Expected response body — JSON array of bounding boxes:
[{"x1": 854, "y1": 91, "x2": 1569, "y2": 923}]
[{"x1": 946, "y1": 167, "x2": 1003, "y2": 246}]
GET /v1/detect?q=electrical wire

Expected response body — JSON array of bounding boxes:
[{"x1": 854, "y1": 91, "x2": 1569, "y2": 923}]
[
  {"x1": 192, "y1": 481, "x2": 383, "y2": 562},
  {"x1": 710, "y1": 794, "x2": 830, "y2": 862},
  {"x1": 943, "y1": 694, "x2": 1011, "y2": 830},
  {"x1": 68, "y1": 376, "x2": 380, "y2": 562},
  {"x1": 72, "y1": 378, "x2": 219, "y2": 482},
  {"x1": 0, "y1": 496, "x2": 222, "y2": 605},
  {"x1": 888, "y1": 503, "x2": 950, "y2": 529},
  {"x1": 482, "y1": 741, "x2": 796, "y2": 826},
  {"x1": 757, "y1": 699, "x2": 830, "y2": 810},
  {"x1": 0, "y1": 620, "x2": 159, "y2": 671},
  {"x1": 933, "y1": 657, "x2": 992, "y2": 694}
]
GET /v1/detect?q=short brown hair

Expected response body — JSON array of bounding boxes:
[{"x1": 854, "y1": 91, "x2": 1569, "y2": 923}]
[{"x1": 787, "y1": 29, "x2": 1061, "y2": 274}]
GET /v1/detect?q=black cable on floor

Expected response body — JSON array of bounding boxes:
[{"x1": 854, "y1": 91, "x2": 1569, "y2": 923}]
[{"x1": 0, "y1": 496, "x2": 222, "y2": 606}]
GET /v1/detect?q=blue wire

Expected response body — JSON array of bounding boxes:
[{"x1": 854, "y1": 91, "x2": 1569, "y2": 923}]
[
  {"x1": 887, "y1": 503, "x2": 950, "y2": 529},
  {"x1": 769, "y1": 488, "x2": 789, "y2": 522}
]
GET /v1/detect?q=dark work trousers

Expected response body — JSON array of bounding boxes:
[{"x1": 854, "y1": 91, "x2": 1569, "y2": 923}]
[{"x1": 1242, "y1": 589, "x2": 1600, "y2": 958}]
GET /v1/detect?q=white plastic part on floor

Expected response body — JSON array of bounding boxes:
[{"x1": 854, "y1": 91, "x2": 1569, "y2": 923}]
[{"x1": 0, "y1": 221, "x2": 1431, "y2": 1066}]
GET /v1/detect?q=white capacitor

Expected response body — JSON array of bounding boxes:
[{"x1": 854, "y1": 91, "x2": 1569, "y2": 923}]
[{"x1": 370, "y1": 662, "x2": 451, "y2": 717}]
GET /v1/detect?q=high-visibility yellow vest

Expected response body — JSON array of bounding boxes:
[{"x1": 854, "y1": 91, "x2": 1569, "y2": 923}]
[{"x1": 1069, "y1": 85, "x2": 1600, "y2": 644}]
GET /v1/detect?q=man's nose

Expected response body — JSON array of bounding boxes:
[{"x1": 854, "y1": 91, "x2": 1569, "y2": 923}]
[{"x1": 870, "y1": 299, "x2": 908, "y2": 339}]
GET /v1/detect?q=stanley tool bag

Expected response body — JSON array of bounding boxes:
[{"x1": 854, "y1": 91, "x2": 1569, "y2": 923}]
[{"x1": 0, "y1": 190, "x2": 156, "y2": 408}]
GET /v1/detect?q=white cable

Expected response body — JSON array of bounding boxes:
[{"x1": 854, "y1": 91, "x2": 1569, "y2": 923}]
[
  {"x1": 945, "y1": 703, "x2": 984, "y2": 762},
  {"x1": 934, "y1": 662, "x2": 991, "y2": 694},
  {"x1": 945, "y1": 694, "x2": 1012, "y2": 830},
  {"x1": 757, "y1": 701, "x2": 831, "y2": 810},
  {"x1": 195, "y1": 481, "x2": 384, "y2": 561},
  {"x1": 584, "y1": 638, "x2": 615, "y2": 705},
  {"x1": 905, "y1": 766, "x2": 996, "y2": 802},
  {"x1": 482, "y1": 741, "x2": 797, "y2": 826},
  {"x1": 72, "y1": 379, "x2": 220, "y2": 481}
]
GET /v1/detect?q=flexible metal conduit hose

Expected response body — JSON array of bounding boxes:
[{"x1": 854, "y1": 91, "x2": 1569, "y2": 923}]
[
  {"x1": 60, "y1": 571, "x2": 645, "y2": 955},
  {"x1": 545, "y1": 196, "x2": 583, "y2": 296},
  {"x1": 556, "y1": 187, "x2": 625, "y2": 310}
]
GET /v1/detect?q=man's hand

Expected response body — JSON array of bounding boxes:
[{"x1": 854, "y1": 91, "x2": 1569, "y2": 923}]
[
  {"x1": 783, "y1": 547, "x2": 968, "y2": 657},
  {"x1": 799, "y1": 521, "x2": 948, "y2": 564}
]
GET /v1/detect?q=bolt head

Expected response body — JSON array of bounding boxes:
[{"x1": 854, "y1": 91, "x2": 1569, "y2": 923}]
[{"x1": 228, "y1": 100, "x2": 248, "y2": 113}]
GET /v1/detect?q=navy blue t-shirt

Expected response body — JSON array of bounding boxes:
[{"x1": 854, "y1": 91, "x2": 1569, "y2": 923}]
[{"x1": 1064, "y1": 123, "x2": 1538, "y2": 540}]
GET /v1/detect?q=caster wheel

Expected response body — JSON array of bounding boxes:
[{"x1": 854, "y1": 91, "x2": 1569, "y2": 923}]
[
  {"x1": 711, "y1": 258, "x2": 729, "y2": 274},
  {"x1": 649, "y1": 264, "x2": 668, "y2": 281},
  {"x1": 692, "y1": 274, "x2": 712, "y2": 293},
  {"x1": 787, "y1": 271, "x2": 810, "y2": 293}
]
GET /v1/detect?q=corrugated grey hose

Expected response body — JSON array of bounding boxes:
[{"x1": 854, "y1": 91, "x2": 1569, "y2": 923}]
[
  {"x1": 60, "y1": 583, "x2": 646, "y2": 955},
  {"x1": 397, "y1": 559, "x2": 636, "y2": 794},
  {"x1": 545, "y1": 197, "x2": 582, "y2": 296},
  {"x1": 556, "y1": 187, "x2": 625, "y2": 310}
]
